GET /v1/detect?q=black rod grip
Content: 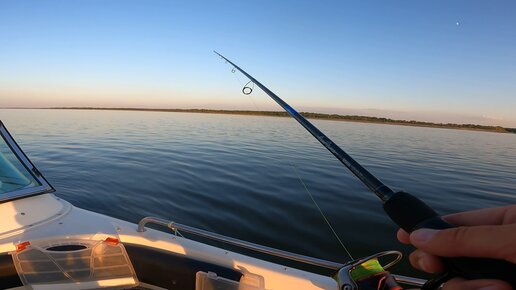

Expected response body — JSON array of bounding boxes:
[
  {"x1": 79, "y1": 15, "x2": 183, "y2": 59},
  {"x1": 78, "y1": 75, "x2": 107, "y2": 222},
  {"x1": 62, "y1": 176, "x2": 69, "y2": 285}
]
[{"x1": 383, "y1": 191, "x2": 516, "y2": 287}]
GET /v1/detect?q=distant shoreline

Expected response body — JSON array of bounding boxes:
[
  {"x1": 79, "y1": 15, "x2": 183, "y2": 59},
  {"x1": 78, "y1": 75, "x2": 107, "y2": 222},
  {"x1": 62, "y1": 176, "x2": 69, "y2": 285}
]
[{"x1": 5, "y1": 107, "x2": 516, "y2": 134}]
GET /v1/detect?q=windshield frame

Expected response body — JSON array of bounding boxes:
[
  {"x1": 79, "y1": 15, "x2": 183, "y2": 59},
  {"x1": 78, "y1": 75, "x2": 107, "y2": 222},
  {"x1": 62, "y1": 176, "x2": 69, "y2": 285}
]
[{"x1": 0, "y1": 121, "x2": 55, "y2": 203}]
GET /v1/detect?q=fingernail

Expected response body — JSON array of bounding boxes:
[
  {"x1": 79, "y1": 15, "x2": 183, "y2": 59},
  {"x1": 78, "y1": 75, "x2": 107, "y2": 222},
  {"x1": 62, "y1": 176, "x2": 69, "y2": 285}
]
[
  {"x1": 411, "y1": 229, "x2": 438, "y2": 242},
  {"x1": 411, "y1": 250, "x2": 428, "y2": 272},
  {"x1": 416, "y1": 256, "x2": 429, "y2": 272}
]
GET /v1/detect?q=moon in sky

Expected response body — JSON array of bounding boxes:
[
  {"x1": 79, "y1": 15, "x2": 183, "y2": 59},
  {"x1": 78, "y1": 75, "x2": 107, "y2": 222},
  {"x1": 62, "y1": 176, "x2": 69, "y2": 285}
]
[{"x1": 456, "y1": 22, "x2": 460, "y2": 26}]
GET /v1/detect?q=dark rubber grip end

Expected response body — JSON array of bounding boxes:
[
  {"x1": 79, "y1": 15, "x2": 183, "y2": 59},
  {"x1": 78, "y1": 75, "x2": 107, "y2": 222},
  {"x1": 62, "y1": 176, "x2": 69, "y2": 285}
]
[
  {"x1": 382, "y1": 191, "x2": 447, "y2": 233},
  {"x1": 383, "y1": 191, "x2": 516, "y2": 288}
]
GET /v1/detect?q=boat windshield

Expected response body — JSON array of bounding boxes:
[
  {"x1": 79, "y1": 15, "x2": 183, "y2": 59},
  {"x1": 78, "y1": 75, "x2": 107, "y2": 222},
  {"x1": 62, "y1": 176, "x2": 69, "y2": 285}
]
[
  {"x1": 0, "y1": 140, "x2": 41, "y2": 193},
  {"x1": 0, "y1": 122, "x2": 54, "y2": 202}
]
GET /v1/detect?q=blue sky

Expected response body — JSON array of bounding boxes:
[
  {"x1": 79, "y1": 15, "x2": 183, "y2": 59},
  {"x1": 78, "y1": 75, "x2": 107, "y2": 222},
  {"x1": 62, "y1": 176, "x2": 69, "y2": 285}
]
[{"x1": 1, "y1": 1, "x2": 515, "y2": 126}]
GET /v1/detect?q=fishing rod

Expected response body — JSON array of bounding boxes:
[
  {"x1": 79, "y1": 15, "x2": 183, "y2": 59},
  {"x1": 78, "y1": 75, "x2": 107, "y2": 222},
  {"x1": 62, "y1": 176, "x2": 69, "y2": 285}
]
[{"x1": 214, "y1": 51, "x2": 516, "y2": 290}]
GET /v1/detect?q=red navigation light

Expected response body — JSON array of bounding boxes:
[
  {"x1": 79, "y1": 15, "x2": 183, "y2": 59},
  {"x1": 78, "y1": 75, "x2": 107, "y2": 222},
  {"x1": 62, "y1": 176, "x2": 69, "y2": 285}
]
[
  {"x1": 104, "y1": 237, "x2": 119, "y2": 246},
  {"x1": 16, "y1": 241, "x2": 31, "y2": 252}
]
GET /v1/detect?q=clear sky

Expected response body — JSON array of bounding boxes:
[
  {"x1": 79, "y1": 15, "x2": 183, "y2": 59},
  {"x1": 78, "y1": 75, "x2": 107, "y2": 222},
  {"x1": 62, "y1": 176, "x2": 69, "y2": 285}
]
[{"x1": 1, "y1": 1, "x2": 515, "y2": 126}]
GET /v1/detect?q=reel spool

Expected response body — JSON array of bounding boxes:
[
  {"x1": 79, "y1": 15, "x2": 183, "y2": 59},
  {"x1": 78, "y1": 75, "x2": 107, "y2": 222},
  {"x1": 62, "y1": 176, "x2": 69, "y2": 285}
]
[{"x1": 334, "y1": 251, "x2": 404, "y2": 290}]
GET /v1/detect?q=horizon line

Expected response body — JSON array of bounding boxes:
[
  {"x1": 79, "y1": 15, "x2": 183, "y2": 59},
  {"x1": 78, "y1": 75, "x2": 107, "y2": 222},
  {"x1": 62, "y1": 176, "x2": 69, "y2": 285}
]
[{"x1": 1, "y1": 107, "x2": 514, "y2": 132}]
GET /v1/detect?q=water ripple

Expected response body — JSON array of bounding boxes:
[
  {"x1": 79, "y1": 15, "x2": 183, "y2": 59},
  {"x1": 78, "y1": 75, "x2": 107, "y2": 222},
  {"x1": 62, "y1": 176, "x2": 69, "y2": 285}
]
[{"x1": 1, "y1": 109, "x2": 514, "y2": 276}]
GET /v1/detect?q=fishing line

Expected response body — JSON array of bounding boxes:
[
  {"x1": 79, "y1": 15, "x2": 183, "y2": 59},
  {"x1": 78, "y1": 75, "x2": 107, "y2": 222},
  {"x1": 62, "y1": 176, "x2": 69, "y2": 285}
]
[
  {"x1": 235, "y1": 72, "x2": 260, "y2": 110},
  {"x1": 219, "y1": 56, "x2": 245, "y2": 87},
  {"x1": 218, "y1": 55, "x2": 264, "y2": 110},
  {"x1": 290, "y1": 163, "x2": 354, "y2": 260},
  {"x1": 224, "y1": 63, "x2": 262, "y2": 111},
  {"x1": 242, "y1": 81, "x2": 260, "y2": 110},
  {"x1": 222, "y1": 61, "x2": 352, "y2": 259},
  {"x1": 221, "y1": 57, "x2": 353, "y2": 259},
  {"x1": 242, "y1": 81, "x2": 254, "y2": 95},
  {"x1": 233, "y1": 67, "x2": 250, "y2": 87}
]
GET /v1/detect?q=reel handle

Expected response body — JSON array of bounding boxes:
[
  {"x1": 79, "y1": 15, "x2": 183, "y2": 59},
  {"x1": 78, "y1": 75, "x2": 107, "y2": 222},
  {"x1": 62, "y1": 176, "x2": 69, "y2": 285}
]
[{"x1": 383, "y1": 191, "x2": 516, "y2": 289}]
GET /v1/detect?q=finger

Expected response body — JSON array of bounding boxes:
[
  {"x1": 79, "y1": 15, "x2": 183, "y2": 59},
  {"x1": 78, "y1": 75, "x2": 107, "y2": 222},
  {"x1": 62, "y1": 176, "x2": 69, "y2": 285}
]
[
  {"x1": 397, "y1": 205, "x2": 515, "y2": 242},
  {"x1": 410, "y1": 224, "x2": 516, "y2": 263},
  {"x1": 442, "y1": 277, "x2": 512, "y2": 290},
  {"x1": 397, "y1": 229, "x2": 410, "y2": 244},
  {"x1": 408, "y1": 249, "x2": 444, "y2": 273},
  {"x1": 444, "y1": 205, "x2": 516, "y2": 226}
]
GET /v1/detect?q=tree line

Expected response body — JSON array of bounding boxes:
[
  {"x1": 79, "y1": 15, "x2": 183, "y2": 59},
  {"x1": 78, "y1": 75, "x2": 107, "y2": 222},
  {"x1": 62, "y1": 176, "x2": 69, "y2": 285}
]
[{"x1": 51, "y1": 107, "x2": 516, "y2": 134}]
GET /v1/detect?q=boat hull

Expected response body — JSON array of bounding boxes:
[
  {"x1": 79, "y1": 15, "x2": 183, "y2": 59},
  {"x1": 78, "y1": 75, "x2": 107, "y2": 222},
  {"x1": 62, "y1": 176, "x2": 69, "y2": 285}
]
[{"x1": 0, "y1": 194, "x2": 337, "y2": 290}]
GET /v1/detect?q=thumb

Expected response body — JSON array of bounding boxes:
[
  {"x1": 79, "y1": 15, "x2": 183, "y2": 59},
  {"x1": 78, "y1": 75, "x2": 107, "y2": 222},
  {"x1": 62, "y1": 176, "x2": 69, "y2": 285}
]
[{"x1": 409, "y1": 224, "x2": 516, "y2": 263}]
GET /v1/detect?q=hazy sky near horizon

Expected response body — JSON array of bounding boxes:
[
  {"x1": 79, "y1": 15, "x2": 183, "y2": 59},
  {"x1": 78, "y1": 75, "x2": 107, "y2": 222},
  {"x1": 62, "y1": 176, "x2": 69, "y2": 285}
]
[{"x1": 1, "y1": 1, "x2": 515, "y2": 126}]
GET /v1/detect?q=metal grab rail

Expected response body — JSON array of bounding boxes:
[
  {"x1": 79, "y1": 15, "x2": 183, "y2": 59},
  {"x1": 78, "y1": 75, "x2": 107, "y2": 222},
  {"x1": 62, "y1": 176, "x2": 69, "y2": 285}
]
[
  {"x1": 137, "y1": 216, "x2": 426, "y2": 287},
  {"x1": 137, "y1": 216, "x2": 343, "y2": 269}
]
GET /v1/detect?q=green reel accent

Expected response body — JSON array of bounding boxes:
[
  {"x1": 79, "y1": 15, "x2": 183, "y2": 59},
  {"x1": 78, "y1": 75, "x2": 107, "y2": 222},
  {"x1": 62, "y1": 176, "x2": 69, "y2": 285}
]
[{"x1": 350, "y1": 258, "x2": 385, "y2": 281}]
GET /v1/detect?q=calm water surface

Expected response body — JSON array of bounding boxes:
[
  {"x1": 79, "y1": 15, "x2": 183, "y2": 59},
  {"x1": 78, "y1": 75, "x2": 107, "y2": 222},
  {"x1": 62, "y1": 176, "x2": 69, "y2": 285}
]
[{"x1": 1, "y1": 109, "x2": 515, "y2": 277}]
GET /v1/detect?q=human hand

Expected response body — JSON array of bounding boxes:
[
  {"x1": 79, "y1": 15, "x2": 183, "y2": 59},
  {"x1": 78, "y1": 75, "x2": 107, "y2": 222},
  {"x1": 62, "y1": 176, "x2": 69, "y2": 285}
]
[{"x1": 397, "y1": 205, "x2": 516, "y2": 290}]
